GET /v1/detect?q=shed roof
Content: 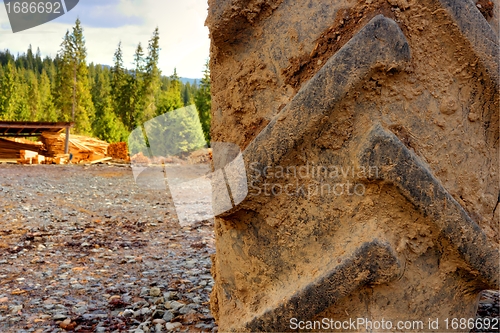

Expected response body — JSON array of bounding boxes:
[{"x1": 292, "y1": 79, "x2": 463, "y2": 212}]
[{"x1": 0, "y1": 121, "x2": 74, "y2": 137}]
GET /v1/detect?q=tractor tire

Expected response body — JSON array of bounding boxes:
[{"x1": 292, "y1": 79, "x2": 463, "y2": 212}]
[{"x1": 206, "y1": 0, "x2": 499, "y2": 331}]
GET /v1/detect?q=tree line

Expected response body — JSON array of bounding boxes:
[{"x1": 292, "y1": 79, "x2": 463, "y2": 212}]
[{"x1": 0, "y1": 19, "x2": 211, "y2": 145}]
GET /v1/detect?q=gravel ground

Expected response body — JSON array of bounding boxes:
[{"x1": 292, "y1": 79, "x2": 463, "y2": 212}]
[
  {"x1": 0, "y1": 164, "x2": 498, "y2": 333},
  {"x1": 0, "y1": 164, "x2": 216, "y2": 333}
]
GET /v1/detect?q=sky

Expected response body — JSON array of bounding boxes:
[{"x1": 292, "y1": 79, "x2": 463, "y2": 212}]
[{"x1": 0, "y1": 0, "x2": 210, "y2": 78}]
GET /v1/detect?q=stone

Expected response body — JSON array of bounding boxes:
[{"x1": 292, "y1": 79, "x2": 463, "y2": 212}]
[
  {"x1": 165, "y1": 322, "x2": 182, "y2": 331},
  {"x1": 150, "y1": 287, "x2": 162, "y2": 297},
  {"x1": 162, "y1": 310, "x2": 174, "y2": 322},
  {"x1": 140, "y1": 287, "x2": 149, "y2": 296},
  {"x1": 122, "y1": 309, "x2": 134, "y2": 318},
  {"x1": 52, "y1": 313, "x2": 68, "y2": 320},
  {"x1": 179, "y1": 306, "x2": 195, "y2": 315},
  {"x1": 10, "y1": 305, "x2": 22, "y2": 314},
  {"x1": 59, "y1": 318, "x2": 75, "y2": 330},
  {"x1": 169, "y1": 301, "x2": 184, "y2": 311}
]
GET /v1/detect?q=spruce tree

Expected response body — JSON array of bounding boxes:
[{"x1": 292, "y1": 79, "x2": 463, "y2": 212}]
[
  {"x1": 26, "y1": 45, "x2": 35, "y2": 72},
  {"x1": 0, "y1": 61, "x2": 19, "y2": 120},
  {"x1": 72, "y1": 18, "x2": 94, "y2": 134},
  {"x1": 143, "y1": 27, "x2": 161, "y2": 122},
  {"x1": 182, "y1": 82, "x2": 194, "y2": 106},
  {"x1": 13, "y1": 67, "x2": 30, "y2": 120},
  {"x1": 127, "y1": 42, "x2": 145, "y2": 129},
  {"x1": 35, "y1": 47, "x2": 43, "y2": 75},
  {"x1": 26, "y1": 70, "x2": 41, "y2": 120},
  {"x1": 55, "y1": 18, "x2": 94, "y2": 134},
  {"x1": 157, "y1": 68, "x2": 183, "y2": 114},
  {"x1": 92, "y1": 66, "x2": 127, "y2": 142},
  {"x1": 146, "y1": 105, "x2": 206, "y2": 157},
  {"x1": 111, "y1": 42, "x2": 128, "y2": 123},
  {"x1": 39, "y1": 69, "x2": 57, "y2": 121},
  {"x1": 55, "y1": 30, "x2": 75, "y2": 122},
  {"x1": 195, "y1": 59, "x2": 211, "y2": 144}
]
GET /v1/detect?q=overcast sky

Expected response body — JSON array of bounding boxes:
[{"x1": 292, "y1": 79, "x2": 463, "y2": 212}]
[{"x1": 0, "y1": 0, "x2": 210, "y2": 78}]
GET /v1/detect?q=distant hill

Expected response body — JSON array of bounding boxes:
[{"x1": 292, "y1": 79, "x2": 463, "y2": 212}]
[
  {"x1": 180, "y1": 77, "x2": 200, "y2": 85},
  {"x1": 91, "y1": 64, "x2": 200, "y2": 85}
]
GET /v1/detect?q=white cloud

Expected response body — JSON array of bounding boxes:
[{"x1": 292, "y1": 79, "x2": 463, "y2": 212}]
[{"x1": 0, "y1": 0, "x2": 210, "y2": 78}]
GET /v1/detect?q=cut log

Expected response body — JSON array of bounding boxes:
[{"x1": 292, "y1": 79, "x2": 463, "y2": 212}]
[{"x1": 108, "y1": 142, "x2": 129, "y2": 160}]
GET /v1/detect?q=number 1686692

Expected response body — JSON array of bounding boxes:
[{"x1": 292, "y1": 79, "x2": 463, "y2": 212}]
[{"x1": 5, "y1": 1, "x2": 62, "y2": 14}]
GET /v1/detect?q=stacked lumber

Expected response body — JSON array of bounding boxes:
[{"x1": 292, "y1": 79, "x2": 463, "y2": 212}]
[
  {"x1": 108, "y1": 142, "x2": 129, "y2": 160},
  {"x1": 40, "y1": 132, "x2": 65, "y2": 156},
  {"x1": 71, "y1": 134, "x2": 108, "y2": 156},
  {"x1": 50, "y1": 154, "x2": 70, "y2": 165},
  {"x1": 0, "y1": 138, "x2": 42, "y2": 159},
  {"x1": 17, "y1": 150, "x2": 39, "y2": 164},
  {"x1": 41, "y1": 132, "x2": 109, "y2": 163},
  {"x1": 16, "y1": 150, "x2": 68, "y2": 165}
]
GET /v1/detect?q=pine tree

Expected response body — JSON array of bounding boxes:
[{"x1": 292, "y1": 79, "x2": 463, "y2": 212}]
[
  {"x1": 92, "y1": 66, "x2": 127, "y2": 142},
  {"x1": 0, "y1": 61, "x2": 19, "y2": 120},
  {"x1": 157, "y1": 68, "x2": 183, "y2": 114},
  {"x1": 35, "y1": 47, "x2": 43, "y2": 75},
  {"x1": 182, "y1": 82, "x2": 194, "y2": 106},
  {"x1": 55, "y1": 30, "x2": 75, "y2": 122},
  {"x1": 39, "y1": 69, "x2": 57, "y2": 121},
  {"x1": 126, "y1": 42, "x2": 145, "y2": 130},
  {"x1": 0, "y1": 50, "x2": 15, "y2": 67},
  {"x1": 146, "y1": 105, "x2": 206, "y2": 157},
  {"x1": 55, "y1": 18, "x2": 95, "y2": 134},
  {"x1": 142, "y1": 27, "x2": 161, "y2": 122},
  {"x1": 26, "y1": 45, "x2": 35, "y2": 72},
  {"x1": 13, "y1": 67, "x2": 30, "y2": 120},
  {"x1": 43, "y1": 56, "x2": 56, "y2": 89},
  {"x1": 195, "y1": 59, "x2": 211, "y2": 144},
  {"x1": 26, "y1": 70, "x2": 41, "y2": 120},
  {"x1": 111, "y1": 42, "x2": 128, "y2": 124},
  {"x1": 71, "y1": 18, "x2": 94, "y2": 134}
]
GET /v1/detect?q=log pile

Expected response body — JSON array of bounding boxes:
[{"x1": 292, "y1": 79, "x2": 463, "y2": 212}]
[
  {"x1": 0, "y1": 132, "x2": 114, "y2": 165},
  {"x1": 17, "y1": 151, "x2": 69, "y2": 164},
  {"x1": 71, "y1": 134, "x2": 108, "y2": 156},
  {"x1": 0, "y1": 138, "x2": 43, "y2": 159},
  {"x1": 16, "y1": 150, "x2": 69, "y2": 165},
  {"x1": 108, "y1": 142, "x2": 129, "y2": 160},
  {"x1": 41, "y1": 132, "x2": 109, "y2": 163}
]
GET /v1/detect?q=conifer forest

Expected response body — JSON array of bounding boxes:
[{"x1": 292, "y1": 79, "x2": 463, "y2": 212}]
[{"x1": 0, "y1": 18, "x2": 211, "y2": 145}]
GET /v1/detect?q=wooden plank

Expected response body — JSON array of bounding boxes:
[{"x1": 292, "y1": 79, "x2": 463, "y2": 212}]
[
  {"x1": 89, "y1": 157, "x2": 112, "y2": 164},
  {"x1": 0, "y1": 158, "x2": 18, "y2": 164}
]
